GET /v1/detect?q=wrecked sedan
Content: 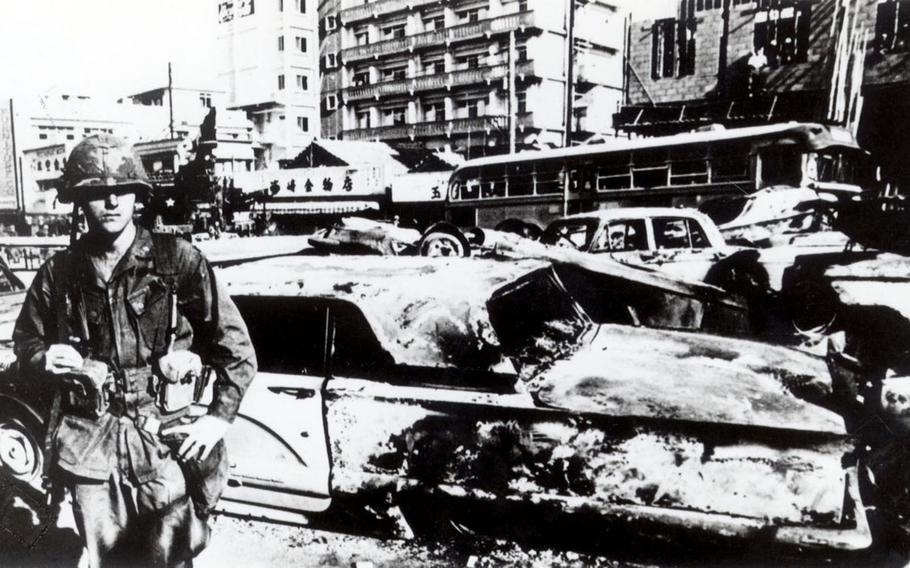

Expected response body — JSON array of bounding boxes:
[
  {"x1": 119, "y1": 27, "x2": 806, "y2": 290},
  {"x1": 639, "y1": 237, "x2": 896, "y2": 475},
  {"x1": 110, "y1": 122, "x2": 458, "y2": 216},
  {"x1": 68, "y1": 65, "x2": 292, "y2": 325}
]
[
  {"x1": 218, "y1": 255, "x2": 868, "y2": 550},
  {"x1": 0, "y1": 255, "x2": 870, "y2": 551}
]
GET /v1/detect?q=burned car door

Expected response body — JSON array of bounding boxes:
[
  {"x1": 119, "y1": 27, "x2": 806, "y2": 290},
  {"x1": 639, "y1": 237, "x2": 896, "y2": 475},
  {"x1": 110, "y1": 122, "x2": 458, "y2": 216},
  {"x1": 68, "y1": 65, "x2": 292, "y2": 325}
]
[{"x1": 208, "y1": 296, "x2": 333, "y2": 521}]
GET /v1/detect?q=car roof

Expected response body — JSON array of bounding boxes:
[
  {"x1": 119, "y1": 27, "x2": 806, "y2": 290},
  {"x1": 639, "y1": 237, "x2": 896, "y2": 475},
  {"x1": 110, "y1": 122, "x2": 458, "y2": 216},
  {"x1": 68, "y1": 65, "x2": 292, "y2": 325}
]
[
  {"x1": 553, "y1": 207, "x2": 712, "y2": 224},
  {"x1": 220, "y1": 255, "x2": 549, "y2": 371}
]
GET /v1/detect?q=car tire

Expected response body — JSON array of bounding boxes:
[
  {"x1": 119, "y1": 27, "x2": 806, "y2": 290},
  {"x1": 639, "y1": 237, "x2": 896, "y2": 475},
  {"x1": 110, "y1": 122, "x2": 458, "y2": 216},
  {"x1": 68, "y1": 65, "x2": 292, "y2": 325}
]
[
  {"x1": 0, "y1": 408, "x2": 44, "y2": 496},
  {"x1": 418, "y1": 230, "x2": 469, "y2": 258}
]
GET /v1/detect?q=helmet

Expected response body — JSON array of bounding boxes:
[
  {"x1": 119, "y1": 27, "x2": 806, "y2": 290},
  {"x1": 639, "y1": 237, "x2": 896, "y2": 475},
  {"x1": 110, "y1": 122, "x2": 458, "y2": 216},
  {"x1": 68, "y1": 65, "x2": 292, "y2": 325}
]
[{"x1": 59, "y1": 134, "x2": 151, "y2": 204}]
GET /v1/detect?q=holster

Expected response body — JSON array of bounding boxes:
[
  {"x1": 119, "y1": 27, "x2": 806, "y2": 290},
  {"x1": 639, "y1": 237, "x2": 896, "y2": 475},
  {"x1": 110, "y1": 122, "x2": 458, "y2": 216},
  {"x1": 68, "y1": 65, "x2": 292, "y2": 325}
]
[{"x1": 159, "y1": 415, "x2": 230, "y2": 519}]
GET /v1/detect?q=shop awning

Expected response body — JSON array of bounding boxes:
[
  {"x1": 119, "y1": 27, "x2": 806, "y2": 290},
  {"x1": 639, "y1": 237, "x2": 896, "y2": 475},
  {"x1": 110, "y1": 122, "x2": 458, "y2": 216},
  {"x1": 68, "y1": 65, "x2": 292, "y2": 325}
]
[{"x1": 259, "y1": 200, "x2": 381, "y2": 215}]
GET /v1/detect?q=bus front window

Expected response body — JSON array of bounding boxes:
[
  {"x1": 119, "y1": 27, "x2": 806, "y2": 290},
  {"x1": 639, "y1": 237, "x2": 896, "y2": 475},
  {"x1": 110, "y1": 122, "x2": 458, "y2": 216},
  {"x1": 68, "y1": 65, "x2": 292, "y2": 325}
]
[
  {"x1": 759, "y1": 146, "x2": 803, "y2": 188},
  {"x1": 811, "y1": 149, "x2": 873, "y2": 188}
]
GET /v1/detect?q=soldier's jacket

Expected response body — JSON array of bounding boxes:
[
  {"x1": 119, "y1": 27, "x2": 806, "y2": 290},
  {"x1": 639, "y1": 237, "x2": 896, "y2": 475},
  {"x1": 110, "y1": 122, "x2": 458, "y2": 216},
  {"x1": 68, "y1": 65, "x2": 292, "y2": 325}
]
[{"x1": 13, "y1": 227, "x2": 257, "y2": 483}]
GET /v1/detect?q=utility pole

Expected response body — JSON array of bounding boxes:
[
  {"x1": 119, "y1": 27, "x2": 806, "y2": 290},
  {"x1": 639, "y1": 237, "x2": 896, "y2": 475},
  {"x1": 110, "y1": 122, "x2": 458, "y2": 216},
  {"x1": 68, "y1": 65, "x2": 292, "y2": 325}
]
[
  {"x1": 168, "y1": 62, "x2": 175, "y2": 140},
  {"x1": 717, "y1": 0, "x2": 731, "y2": 98},
  {"x1": 562, "y1": 0, "x2": 576, "y2": 216},
  {"x1": 508, "y1": 30, "x2": 517, "y2": 154},
  {"x1": 563, "y1": 0, "x2": 576, "y2": 147}
]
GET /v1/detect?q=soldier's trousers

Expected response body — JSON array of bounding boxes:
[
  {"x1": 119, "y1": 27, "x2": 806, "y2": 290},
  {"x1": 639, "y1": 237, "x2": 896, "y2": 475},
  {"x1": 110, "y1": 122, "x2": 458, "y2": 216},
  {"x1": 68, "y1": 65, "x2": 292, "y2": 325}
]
[{"x1": 68, "y1": 459, "x2": 209, "y2": 568}]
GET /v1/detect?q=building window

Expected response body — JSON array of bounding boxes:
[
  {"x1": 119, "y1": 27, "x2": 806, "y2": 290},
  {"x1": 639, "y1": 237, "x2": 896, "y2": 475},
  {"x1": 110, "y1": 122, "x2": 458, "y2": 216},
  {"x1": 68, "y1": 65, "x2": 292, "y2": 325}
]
[
  {"x1": 384, "y1": 107, "x2": 407, "y2": 125},
  {"x1": 383, "y1": 23, "x2": 406, "y2": 39},
  {"x1": 679, "y1": 1, "x2": 697, "y2": 76},
  {"x1": 425, "y1": 101, "x2": 446, "y2": 121},
  {"x1": 352, "y1": 70, "x2": 371, "y2": 86},
  {"x1": 516, "y1": 91, "x2": 527, "y2": 114},
  {"x1": 876, "y1": 0, "x2": 910, "y2": 53},
  {"x1": 326, "y1": 94, "x2": 338, "y2": 110},
  {"x1": 296, "y1": 74, "x2": 308, "y2": 90},
  {"x1": 297, "y1": 116, "x2": 309, "y2": 132},
  {"x1": 381, "y1": 66, "x2": 407, "y2": 81},
  {"x1": 516, "y1": 45, "x2": 528, "y2": 63},
  {"x1": 458, "y1": 99, "x2": 482, "y2": 119},
  {"x1": 455, "y1": 54, "x2": 481, "y2": 70},
  {"x1": 325, "y1": 53, "x2": 338, "y2": 69},
  {"x1": 518, "y1": 0, "x2": 528, "y2": 11},
  {"x1": 457, "y1": 9, "x2": 482, "y2": 23},
  {"x1": 278, "y1": 36, "x2": 285, "y2": 51},
  {"x1": 651, "y1": 19, "x2": 676, "y2": 78},
  {"x1": 297, "y1": 0, "x2": 305, "y2": 13},
  {"x1": 753, "y1": 0, "x2": 811, "y2": 67},
  {"x1": 423, "y1": 14, "x2": 445, "y2": 30},
  {"x1": 200, "y1": 93, "x2": 213, "y2": 107},
  {"x1": 278, "y1": 74, "x2": 286, "y2": 90},
  {"x1": 295, "y1": 36, "x2": 307, "y2": 52},
  {"x1": 356, "y1": 110, "x2": 371, "y2": 129},
  {"x1": 325, "y1": 15, "x2": 337, "y2": 31}
]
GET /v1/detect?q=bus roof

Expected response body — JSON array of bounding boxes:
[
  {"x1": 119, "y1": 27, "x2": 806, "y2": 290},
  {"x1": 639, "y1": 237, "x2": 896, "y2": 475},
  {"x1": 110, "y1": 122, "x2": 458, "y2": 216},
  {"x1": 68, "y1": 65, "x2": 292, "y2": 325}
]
[{"x1": 454, "y1": 122, "x2": 859, "y2": 172}]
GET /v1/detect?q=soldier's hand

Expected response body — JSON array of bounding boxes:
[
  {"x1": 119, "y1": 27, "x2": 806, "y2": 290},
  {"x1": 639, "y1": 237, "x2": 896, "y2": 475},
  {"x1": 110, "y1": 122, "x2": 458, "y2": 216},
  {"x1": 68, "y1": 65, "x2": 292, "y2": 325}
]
[
  {"x1": 45, "y1": 344, "x2": 84, "y2": 375},
  {"x1": 161, "y1": 415, "x2": 230, "y2": 462},
  {"x1": 157, "y1": 350, "x2": 202, "y2": 384}
]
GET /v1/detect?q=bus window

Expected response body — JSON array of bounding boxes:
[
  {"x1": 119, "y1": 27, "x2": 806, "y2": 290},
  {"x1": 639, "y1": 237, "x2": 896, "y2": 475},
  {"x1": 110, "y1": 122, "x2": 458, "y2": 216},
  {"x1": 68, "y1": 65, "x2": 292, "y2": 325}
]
[
  {"x1": 592, "y1": 219, "x2": 648, "y2": 252},
  {"x1": 596, "y1": 158, "x2": 632, "y2": 191},
  {"x1": 670, "y1": 146, "x2": 709, "y2": 185},
  {"x1": 507, "y1": 162, "x2": 534, "y2": 196},
  {"x1": 710, "y1": 144, "x2": 751, "y2": 183},
  {"x1": 535, "y1": 166, "x2": 563, "y2": 195},
  {"x1": 632, "y1": 149, "x2": 669, "y2": 189},
  {"x1": 463, "y1": 178, "x2": 481, "y2": 200},
  {"x1": 812, "y1": 149, "x2": 873, "y2": 187},
  {"x1": 540, "y1": 219, "x2": 598, "y2": 250},
  {"x1": 480, "y1": 166, "x2": 506, "y2": 198},
  {"x1": 759, "y1": 146, "x2": 802, "y2": 188},
  {"x1": 653, "y1": 217, "x2": 701, "y2": 249}
]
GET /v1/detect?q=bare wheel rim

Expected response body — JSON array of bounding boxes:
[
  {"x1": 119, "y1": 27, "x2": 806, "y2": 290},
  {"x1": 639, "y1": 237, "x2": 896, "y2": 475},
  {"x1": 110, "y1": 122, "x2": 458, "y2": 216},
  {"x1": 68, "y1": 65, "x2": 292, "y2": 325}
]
[
  {"x1": 0, "y1": 420, "x2": 40, "y2": 480},
  {"x1": 422, "y1": 234, "x2": 463, "y2": 257}
]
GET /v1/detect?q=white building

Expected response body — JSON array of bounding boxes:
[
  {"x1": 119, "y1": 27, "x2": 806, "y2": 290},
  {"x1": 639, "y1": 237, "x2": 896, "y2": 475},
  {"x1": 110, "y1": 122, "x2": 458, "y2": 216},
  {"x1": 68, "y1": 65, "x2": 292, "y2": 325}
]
[{"x1": 216, "y1": 0, "x2": 321, "y2": 166}]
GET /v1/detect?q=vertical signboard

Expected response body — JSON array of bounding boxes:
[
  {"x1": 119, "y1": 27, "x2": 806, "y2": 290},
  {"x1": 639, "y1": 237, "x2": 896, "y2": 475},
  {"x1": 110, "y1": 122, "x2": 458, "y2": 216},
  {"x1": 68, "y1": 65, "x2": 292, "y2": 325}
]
[{"x1": 0, "y1": 100, "x2": 19, "y2": 211}]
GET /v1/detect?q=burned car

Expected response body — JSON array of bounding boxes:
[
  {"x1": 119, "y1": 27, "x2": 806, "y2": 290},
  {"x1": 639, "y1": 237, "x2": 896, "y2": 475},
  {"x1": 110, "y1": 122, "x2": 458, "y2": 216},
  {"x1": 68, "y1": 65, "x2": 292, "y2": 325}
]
[{"x1": 0, "y1": 254, "x2": 871, "y2": 552}]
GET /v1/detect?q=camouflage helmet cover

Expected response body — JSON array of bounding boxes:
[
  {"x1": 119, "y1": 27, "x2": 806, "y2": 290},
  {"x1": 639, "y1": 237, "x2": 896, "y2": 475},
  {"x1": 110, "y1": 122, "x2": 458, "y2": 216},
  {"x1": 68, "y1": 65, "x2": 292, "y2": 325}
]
[{"x1": 59, "y1": 134, "x2": 151, "y2": 203}]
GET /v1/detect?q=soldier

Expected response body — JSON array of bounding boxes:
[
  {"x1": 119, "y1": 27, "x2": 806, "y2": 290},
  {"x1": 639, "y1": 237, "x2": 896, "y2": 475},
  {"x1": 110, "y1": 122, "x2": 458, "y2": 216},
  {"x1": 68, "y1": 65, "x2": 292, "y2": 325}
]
[{"x1": 13, "y1": 134, "x2": 257, "y2": 567}]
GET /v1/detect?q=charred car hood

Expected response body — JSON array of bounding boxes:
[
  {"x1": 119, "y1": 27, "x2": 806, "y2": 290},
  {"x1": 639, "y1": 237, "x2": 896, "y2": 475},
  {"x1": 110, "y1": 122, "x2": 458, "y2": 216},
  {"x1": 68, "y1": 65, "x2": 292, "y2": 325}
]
[{"x1": 533, "y1": 324, "x2": 844, "y2": 435}]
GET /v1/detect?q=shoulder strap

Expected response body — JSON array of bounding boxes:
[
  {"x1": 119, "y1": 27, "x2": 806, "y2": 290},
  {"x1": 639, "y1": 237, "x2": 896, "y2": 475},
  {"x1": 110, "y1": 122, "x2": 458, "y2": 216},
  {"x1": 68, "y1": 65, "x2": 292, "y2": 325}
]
[
  {"x1": 51, "y1": 250, "x2": 72, "y2": 344},
  {"x1": 150, "y1": 232, "x2": 182, "y2": 279}
]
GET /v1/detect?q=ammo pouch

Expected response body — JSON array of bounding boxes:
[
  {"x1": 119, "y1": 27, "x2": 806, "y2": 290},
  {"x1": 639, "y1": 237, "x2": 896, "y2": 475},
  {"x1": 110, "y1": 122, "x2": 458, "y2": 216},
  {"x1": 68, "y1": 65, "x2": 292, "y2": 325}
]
[
  {"x1": 160, "y1": 415, "x2": 230, "y2": 519},
  {"x1": 63, "y1": 359, "x2": 113, "y2": 419},
  {"x1": 154, "y1": 365, "x2": 213, "y2": 413}
]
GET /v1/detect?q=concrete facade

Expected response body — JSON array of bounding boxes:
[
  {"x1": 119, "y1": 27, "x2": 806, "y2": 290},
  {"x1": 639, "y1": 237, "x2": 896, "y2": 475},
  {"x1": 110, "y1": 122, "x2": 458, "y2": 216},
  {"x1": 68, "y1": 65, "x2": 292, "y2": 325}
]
[
  {"x1": 319, "y1": 0, "x2": 627, "y2": 158},
  {"x1": 216, "y1": 0, "x2": 321, "y2": 165}
]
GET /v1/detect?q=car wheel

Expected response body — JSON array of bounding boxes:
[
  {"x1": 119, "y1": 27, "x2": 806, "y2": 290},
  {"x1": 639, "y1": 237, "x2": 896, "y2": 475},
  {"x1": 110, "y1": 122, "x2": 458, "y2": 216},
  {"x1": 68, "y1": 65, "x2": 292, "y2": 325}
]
[
  {"x1": 418, "y1": 231, "x2": 468, "y2": 257},
  {"x1": 0, "y1": 411, "x2": 44, "y2": 494}
]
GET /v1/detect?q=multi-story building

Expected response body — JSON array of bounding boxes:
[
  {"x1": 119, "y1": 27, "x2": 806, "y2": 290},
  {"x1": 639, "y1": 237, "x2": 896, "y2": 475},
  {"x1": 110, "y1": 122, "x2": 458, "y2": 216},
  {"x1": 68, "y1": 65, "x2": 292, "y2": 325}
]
[
  {"x1": 616, "y1": 0, "x2": 910, "y2": 189},
  {"x1": 319, "y1": 0, "x2": 626, "y2": 157},
  {"x1": 216, "y1": 0, "x2": 321, "y2": 165}
]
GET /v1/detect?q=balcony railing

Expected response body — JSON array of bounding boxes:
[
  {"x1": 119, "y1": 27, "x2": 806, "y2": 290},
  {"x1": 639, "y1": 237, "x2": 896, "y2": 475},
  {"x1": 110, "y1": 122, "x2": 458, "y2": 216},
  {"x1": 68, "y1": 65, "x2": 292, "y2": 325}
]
[
  {"x1": 341, "y1": 11, "x2": 535, "y2": 63},
  {"x1": 343, "y1": 61, "x2": 534, "y2": 102},
  {"x1": 344, "y1": 115, "x2": 509, "y2": 141},
  {"x1": 340, "y1": 0, "x2": 440, "y2": 25}
]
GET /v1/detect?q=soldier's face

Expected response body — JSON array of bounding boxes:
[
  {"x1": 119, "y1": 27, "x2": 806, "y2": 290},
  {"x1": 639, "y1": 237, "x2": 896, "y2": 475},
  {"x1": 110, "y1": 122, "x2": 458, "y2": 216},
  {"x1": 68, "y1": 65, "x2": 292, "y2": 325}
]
[{"x1": 82, "y1": 189, "x2": 137, "y2": 236}]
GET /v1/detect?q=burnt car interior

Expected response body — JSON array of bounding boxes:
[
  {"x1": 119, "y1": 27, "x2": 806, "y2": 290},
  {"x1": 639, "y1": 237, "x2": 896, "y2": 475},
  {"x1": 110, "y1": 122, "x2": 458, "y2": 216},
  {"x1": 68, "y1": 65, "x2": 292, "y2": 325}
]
[{"x1": 234, "y1": 295, "x2": 517, "y2": 392}]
